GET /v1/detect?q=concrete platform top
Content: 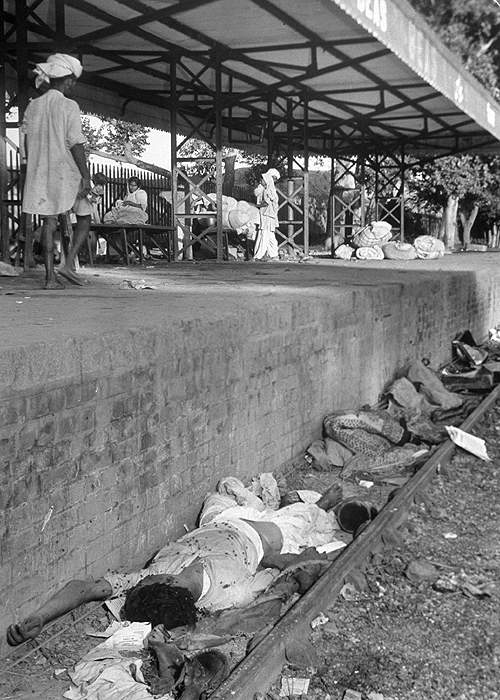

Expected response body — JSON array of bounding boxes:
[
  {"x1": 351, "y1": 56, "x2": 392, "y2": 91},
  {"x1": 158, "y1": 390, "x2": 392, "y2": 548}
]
[{"x1": 1, "y1": 253, "x2": 499, "y2": 352}]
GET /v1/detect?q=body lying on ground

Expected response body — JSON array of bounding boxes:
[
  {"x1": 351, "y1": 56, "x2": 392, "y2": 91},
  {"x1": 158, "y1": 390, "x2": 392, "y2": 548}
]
[{"x1": 7, "y1": 478, "x2": 347, "y2": 646}]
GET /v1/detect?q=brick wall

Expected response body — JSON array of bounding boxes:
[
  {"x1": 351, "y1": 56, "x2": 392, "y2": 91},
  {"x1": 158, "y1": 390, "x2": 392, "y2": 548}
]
[{"x1": 1, "y1": 269, "x2": 499, "y2": 648}]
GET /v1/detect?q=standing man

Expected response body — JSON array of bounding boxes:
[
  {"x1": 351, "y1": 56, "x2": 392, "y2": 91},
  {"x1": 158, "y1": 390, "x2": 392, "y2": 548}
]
[
  {"x1": 253, "y1": 168, "x2": 280, "y2": 261},
  {"x1": 21, "y1": 53, "x2": 91, "y2": 288}
]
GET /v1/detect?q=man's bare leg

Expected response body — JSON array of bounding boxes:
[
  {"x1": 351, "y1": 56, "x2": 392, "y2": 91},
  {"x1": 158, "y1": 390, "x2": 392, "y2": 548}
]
[
  {"x1": 6, "y1": 578, "x2": 112, "y2": 646},
  {"x1": 58, "y1": 214, "x2": 90, "y2": 285},
  {"x1": 42, "y1": 216, "x2": 62, "y2": 289}
]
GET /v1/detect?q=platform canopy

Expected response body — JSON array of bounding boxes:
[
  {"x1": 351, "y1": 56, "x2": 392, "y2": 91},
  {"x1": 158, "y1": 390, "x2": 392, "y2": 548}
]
[{"x1": 3, "y1": 0, "x2": 500, "y2": 156}]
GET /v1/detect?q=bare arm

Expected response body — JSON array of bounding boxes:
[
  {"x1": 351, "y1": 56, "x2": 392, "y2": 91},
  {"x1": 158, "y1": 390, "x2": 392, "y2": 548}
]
[
  {"x1": 70, "y1": 143, "x2": 91, "y2": 196},
  {"x1": 6, "y1": 578, "x2": 111, "y2": 646}
]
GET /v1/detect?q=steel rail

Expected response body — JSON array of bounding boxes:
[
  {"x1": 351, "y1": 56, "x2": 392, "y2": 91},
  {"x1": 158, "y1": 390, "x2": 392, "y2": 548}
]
[{"x1": 212, "y1": 384, "x2": 500, "y2": 700}]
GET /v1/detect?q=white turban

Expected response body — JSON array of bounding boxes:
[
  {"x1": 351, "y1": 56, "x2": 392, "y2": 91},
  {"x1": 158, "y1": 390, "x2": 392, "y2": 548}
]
[
  {"x1": 34, "y1": 54, "x2": 83, "y2": 88},
  {"x1": 265, "y1": 168, "x2": 280, "y2": 181}
]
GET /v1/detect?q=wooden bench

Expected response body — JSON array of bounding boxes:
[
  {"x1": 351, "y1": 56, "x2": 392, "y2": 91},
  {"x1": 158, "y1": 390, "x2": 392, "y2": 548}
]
[{"x1": 89, "y1": 223, "x2": 175, "y2": 265}]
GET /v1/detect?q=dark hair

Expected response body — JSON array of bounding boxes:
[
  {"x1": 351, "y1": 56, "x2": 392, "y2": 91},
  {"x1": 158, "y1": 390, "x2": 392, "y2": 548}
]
[
  {"x1": 124, "y1": 581, "x2": 197, "y2": 629},
  {"x1": 128, "y1": 176, "x2": 141, "y2": 187}
]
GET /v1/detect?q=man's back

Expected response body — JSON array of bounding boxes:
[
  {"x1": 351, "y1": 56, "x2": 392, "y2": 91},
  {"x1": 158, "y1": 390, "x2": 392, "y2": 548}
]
[{"x1": 22, "y1": 89, "x2": 84, "y2": 215}]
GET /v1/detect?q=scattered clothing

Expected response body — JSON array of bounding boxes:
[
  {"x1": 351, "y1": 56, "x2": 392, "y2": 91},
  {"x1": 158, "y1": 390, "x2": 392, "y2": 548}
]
[{"x1": 324, "y1": 409, "x2": 407, "y2": 457}]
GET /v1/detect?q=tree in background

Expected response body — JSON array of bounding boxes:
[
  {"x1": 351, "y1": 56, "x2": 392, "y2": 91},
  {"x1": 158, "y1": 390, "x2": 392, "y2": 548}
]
[
  {"x1": 406, "y1": 0, "x2": 500, "y2": 244},
  {"x1": 81, "y1": 116, "x2": 150, "y2": 158},
  {"x1": 407, "y1": 155, "x2": 498, "y2": 249},
  {"x1": 410, "y1": 0, "x2": 500, "y2": 97}
]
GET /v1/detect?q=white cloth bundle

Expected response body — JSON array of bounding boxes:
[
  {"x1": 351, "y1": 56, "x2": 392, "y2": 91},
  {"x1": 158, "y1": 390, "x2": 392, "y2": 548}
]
[
  {"x1": 356, "y1": 245, "x2": 384, "y2": 260},
  {"x1": 334, "y1": 244, "x2": 354, "y2": 260},
  {"x1": 382, "y1": 241, "x2": 417, "y2": 260},
  {"x1": 353, "y1": 220, "x2": 392, "y2": 248},
  {"x1": 414, "y1": 235, "x2": 445, "y2": 259}
]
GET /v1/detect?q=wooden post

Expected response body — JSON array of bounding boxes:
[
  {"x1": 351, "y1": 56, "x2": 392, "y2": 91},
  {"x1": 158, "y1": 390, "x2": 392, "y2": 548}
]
[
  {"x1": 400, "y1": 145, "x2": 405, "y2": 241},
  {"x1": 303, "y1": 94, "x2": 309, "y2": 256},
  {"x1": 170, "y1": 55, "x2": 179, "y2": 260},
  {"x1": 0, "y1": 13, "x2": 8, "y2": 261},
  {"x1": 215, "y1": 55, "x2": 223, "y2": 262},
  {"x1": 16, "y1": 0, "x2": 30, "y2": 270}
]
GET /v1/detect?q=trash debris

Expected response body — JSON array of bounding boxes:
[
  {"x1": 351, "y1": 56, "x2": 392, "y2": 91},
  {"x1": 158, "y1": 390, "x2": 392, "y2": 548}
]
[
  {"x1": 443, "y1": 532, "x2": 458, "y2": 539},
  {"x1": 358, "y1": 479, "x2": 374, "y2": 488},
  {"x1": 433, "y1": 571, "x2": 495, "y2": 598},
  {"x1": 310, "y1": 612, "x2": 329, "y2": 629},
  {"x1": 343, "y1": 689, "x2": 363, "y2": 700},
  {"x1": 280, "y1": 677, "x2": 310, "y2": 696},
  {"x1": 316, "y1": 540, "x2": 347, "y2": 554},
  {"x1": 405, "y1": 559, "x2": 438, "y2": 584},
  {"x1": 119, "y1": 279, "x2": 156, "y2": 290},
  {"x1": 445, "y1": 426, "x2": 490, "y2": 461},
  {"x1": 250, "y1": 472, "x2": 281, "y2": 509},
  {"x1": 41, "y1": 506, "x2": 54, "y2": 532},
  {"x1": 85, "y1": 621, "x2": 124, "y2": 638},
  {"x1": 340, "y1": 583, "x2": 359, "y2": 601}
]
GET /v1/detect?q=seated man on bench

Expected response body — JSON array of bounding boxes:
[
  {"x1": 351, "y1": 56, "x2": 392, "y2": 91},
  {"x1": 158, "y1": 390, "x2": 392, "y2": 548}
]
[{"x1": 7, "y1": 479, "x2": 348, "y2": 645}]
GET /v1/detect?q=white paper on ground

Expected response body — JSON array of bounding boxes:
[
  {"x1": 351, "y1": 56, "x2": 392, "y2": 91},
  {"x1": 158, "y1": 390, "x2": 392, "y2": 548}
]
[
  {"x1": 104, "y1": 596, "x2": 125, "y2": 620},
  {"x1": 445, "y1": 426, "x2": 490, "y2": 461},
  {"x1": 296, "y1": 489, "x2": 322, "y2": 503},
  {"x1": 65, "y1": 622, "x2": 152, "y2": 700},
  {"x1": 280, "y1": 677, "x2": 311, "y2": 696},
  {"x1": 316, "y1": 540, "x2": 347, "y2": 554}
]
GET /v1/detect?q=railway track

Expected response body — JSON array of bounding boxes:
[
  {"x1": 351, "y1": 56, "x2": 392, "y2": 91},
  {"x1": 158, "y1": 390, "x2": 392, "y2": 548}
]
[{"x1": 212, "y1": 384, "x2": 500, "y2": 700}]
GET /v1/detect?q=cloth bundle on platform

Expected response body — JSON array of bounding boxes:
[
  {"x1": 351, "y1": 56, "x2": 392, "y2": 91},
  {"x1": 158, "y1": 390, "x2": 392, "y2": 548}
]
[
  {"x1": 414, "y1": 235, "x2": 445, "y2": 259},
  {"x1": 382, "y1": 241, "x2": 417, "y2": 260},
  {"x1": 334, "y1": 244, "x2": 354, "y2": 260},
  {"x1": 355, "y1": 245, "x2": 384, "y2": 260},
  {"x1": 353, "y1": 220, "x2": 392, "y2": 248}
]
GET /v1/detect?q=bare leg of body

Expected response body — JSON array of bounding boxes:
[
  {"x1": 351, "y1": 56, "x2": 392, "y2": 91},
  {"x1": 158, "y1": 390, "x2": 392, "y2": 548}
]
[
  {"x1": 58, "y1": 214, "x2": 90, "y2": 285},
  {"x1": 6, "y1": 578, "x2": 111, "y2": 646},
  {"x1": 42, "y1": 216, "x2": 63, "y2": 289}
]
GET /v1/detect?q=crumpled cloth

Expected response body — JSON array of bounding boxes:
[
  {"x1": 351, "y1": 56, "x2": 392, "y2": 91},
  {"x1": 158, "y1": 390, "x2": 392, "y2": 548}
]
[
  {"x1": 355, "y1": 245, "x2": 384, "y2": 260},
  {"x1": 64, "y1": 622, "x2": 154, "y2": 700},
  {"x1": 324, "y1": 409, "x2": 407, "y2": 457},
  {"x1": 305, "y1": 438, "x2": 353, "y2": 470},
  {"x1": 250, "y1": 472, "x2": 281, "y2": 510},
  {"x1": 342, "y1": 444, "x2": 429, "y2": 477},
  {"x1": 407, "y1": 360, "x2": 463, "y2": 410},
  {"x1": 334, "y1": 244, "x2": 354, "y2": 260},
  {"x1": 104, "y1": 204, "x2": 148, "y2": 225},
  {"x1": 414, "y1": 235, "x2": 445, "y2": 259},
  {"x1": 353, "y1": 222, "x2": 392, "y2": 248},
  {"x1": 382, "y1": 241, "x2": 417, "y2": 260}
]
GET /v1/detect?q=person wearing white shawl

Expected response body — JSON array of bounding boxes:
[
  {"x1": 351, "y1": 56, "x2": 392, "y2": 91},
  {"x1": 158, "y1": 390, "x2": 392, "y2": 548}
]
[
  {"x1": 253, "y1": 168, "x2": 280, "y2": 260},
  {"x1": 21, "y1": 54, "x2": 91, "y2": 288}
]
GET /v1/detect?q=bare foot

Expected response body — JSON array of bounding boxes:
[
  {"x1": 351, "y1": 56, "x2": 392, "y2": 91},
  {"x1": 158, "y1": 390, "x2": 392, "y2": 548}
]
[
  {"x1": 44, "y1": 277, "x2": 65, "y2": 290},
  {"x1": 57, "y1": 267, "x2": 86, "y2": 286},
  {"x1": 6, "y1": 615, "x2": 44, "y2": 646}
]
